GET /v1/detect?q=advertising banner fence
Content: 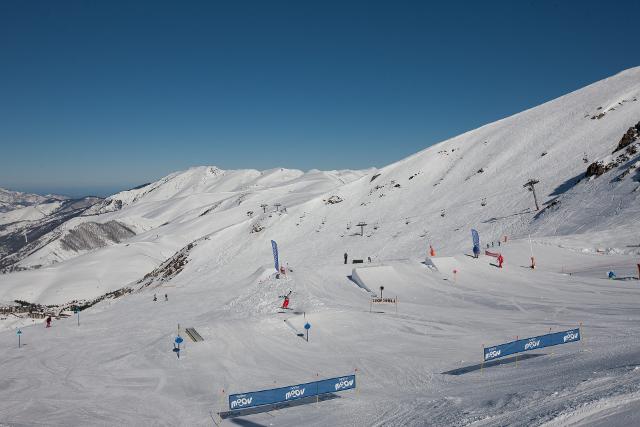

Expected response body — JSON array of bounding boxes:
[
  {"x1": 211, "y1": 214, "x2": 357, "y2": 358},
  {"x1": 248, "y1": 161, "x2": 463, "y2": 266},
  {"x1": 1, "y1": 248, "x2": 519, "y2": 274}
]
[
  {"x1": 229, "y1": 374, "x2": 356, "y2": 410},
  {"x1": 484, "y1": 328, "x2": 580, "y2": 362}
]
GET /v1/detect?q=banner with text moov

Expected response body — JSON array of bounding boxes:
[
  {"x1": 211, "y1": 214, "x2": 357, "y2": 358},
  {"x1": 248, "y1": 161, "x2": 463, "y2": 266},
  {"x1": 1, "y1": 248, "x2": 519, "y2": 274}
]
[
  {"x1": 484, "y1": 328, "x2": 580, "y2": 362},
  {"x1": 228, "y1": 375, "x2": 356, "y2": 410}
]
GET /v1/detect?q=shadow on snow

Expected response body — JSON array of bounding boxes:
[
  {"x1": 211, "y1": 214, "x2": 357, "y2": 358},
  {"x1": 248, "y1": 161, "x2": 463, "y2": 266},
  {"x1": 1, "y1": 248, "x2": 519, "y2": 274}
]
[
  {"x1": 219, "y1": 393, "x2": 341, "y2": 420},
  {"x1": 441, "y1": 353, "x2": 546, "y2": 375}
]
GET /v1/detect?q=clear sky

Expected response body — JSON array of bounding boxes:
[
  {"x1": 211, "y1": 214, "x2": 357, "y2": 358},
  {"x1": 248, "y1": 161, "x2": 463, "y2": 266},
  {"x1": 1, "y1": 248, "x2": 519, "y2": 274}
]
[{"x1": 1, "y1": 0, "x2": 639, "y2": 197}]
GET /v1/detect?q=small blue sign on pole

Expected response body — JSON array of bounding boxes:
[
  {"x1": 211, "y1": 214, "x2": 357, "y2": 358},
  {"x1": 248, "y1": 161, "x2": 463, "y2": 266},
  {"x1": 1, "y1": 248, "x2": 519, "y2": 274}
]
[
  {"x1": 17, "y1": 329, "x2": 22, "y2": 348},
  {"x1": 173, "y1": 336, "x2": 183, "y2": 359},
  {"x1": 304, "y1": 322, "x2": 311, "y2": 342}
]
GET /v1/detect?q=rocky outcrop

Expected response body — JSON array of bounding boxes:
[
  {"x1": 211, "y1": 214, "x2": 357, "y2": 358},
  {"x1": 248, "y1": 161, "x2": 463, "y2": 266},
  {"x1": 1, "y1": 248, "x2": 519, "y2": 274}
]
[
  {"x1": 585, "y1": 120, "x2": 640, "y2": 178},
  {"x1": 614, "y1": 121, "x2": 640, "y2": 153},
  {"x1": 585, "y1": 161, "x2": 609, "y2": 178}
]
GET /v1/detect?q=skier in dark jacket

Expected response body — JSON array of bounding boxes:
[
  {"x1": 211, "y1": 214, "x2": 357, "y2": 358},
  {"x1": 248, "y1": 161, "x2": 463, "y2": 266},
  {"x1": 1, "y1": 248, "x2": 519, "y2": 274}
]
[
  {"x1": 45, "y1": 316, "x2": 52, "y2": 328},
  {"x1": 344, "y1": 252, "x2": 348, "y2": 264}
]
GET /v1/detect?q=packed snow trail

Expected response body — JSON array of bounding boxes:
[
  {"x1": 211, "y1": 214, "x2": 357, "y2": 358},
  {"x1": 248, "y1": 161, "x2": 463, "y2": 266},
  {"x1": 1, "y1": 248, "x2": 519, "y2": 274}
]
[{"x1": 1, "y1": 239, "x2": 639, "y2": 425}]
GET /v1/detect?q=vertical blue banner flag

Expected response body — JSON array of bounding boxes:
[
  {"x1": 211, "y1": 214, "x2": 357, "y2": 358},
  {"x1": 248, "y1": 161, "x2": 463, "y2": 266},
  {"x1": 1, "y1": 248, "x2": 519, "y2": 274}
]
[
  {"x1": 271, "y1": 240, "x2": 279, "y2": 272},
  {"x1": 471, "y1": 229, "x2": 480, "y2": 247}
]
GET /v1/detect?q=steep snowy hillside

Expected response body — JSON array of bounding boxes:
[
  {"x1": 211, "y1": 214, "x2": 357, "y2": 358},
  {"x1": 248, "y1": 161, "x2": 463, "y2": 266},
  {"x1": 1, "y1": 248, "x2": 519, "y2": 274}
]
[
  {"x1": 1, "y1": 68, "x2": 640, "y2": 426},
  {"x1": 0, "y1": 196, "x2": 101, "y2": 267}
]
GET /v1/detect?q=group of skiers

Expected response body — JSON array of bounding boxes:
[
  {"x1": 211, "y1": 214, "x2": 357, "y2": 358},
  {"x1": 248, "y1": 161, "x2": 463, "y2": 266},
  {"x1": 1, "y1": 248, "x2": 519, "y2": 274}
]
[{"x1": 153, "y1": 294, "x2": 168, "y2": 302}]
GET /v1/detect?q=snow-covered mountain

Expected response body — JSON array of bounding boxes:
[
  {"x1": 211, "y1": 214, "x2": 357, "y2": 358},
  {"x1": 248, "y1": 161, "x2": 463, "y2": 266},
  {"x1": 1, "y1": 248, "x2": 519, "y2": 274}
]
[
  {"x1": 0, "y1": 193, "x2": 102, "y2": 268},
  {"x1": 1, "y1": 67, "x2": 640, "y2": 426},
  {"x1": 0, "y1": 187, "x2": 68, "y2": 213}
]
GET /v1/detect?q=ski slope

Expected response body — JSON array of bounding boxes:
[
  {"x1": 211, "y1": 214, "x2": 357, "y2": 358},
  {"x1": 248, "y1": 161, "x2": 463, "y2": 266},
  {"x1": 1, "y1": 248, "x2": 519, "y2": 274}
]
[{"x1": 1, "y1": 67, "x2": 640, "y2": 426}]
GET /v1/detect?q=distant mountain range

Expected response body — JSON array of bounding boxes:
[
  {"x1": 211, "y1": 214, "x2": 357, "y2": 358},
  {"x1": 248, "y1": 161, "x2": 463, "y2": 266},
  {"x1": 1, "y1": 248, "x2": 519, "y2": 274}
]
[
  {"x1": 0, "y1": 187, "x2": 70, "y2": 213},
  {"x1": 0, "y1": 188, "x2": 103, "y2": 268}
]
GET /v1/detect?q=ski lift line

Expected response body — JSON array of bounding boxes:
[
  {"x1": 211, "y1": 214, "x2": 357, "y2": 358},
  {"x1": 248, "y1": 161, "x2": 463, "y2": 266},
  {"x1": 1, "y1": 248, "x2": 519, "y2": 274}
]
[
  {"x1": 286, "y1": 184, "x2": 529, "y2": 228},
  {"x1": 361, "y1": 187, "x2": 528, "y2": 225}
]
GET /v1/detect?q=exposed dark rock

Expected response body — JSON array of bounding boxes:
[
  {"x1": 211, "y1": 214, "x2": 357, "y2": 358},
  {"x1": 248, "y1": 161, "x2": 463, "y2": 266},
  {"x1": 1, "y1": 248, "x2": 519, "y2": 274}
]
[
  {"x1": 325, "y1": 195, "x2": 343, "y2": 204},
  {"x1": 585, "y1": 162, "x2": 608, "y2": 178},
  {"x1": 614, "y1": 121, "x2": 640, "y2": 153},
  {"x1": 251, "y1": 223, "x2": 264, "y2": 233}
]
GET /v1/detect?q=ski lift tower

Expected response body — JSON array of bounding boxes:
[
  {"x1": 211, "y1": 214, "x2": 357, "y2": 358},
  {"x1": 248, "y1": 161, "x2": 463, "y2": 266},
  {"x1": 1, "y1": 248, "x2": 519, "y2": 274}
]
[
  {"x1": 260, "y1": 204, "x2": 268, "y2": 213},
  {"x1": 523, "y1": 179, "x2": 540, "y2": 211},
  {"x1": 356, "y1": 221, "x2": 368, "y2": 236},
  {"x1": 24, "y1": 231, "x2": 28, "y2": 243},
  {"x1": 274, "y1": 203, "x2": 281, "y2": 212}
]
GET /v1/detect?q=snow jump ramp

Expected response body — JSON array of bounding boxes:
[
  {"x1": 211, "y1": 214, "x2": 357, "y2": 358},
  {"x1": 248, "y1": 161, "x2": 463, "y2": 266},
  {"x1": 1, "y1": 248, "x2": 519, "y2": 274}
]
[
  {"x1": 424, "y1": 257, "x2": 460, "y2": 278},
  {"x1": 351, "y1": 265, "x2": 401, "y2": 294}
]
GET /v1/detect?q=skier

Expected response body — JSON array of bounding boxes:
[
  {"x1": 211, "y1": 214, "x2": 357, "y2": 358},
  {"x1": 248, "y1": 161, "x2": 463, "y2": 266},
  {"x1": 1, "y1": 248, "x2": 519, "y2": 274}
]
[
  {"x1": 429, "y1": 245, "x2": 436, "y2": 257},
  {"x1": 530, "y1": 256, "x2": 536, "y2": 269},
  {"x1": 497, "y1": 254, "x2": 504, "y2": 268},
  {"x1": 344, "y1": 252, "x2": 348, "y2": 264},
  {"x1": 368, "y1": 256, "x2": 372, "y2": 263},
  {"x1": 153, "y1": 294, "x2": 157, "y2": 302},
  {"x1": 281, "y1": 290, "x2": 292, "y2": 309},
  {"x1": 164, "y1": 294, "x2": 168, "y2": 301},
  {"x1": 473, "y1": 244, "x2": 480, "y2": 258},
  {"x1": 45, "y1": 316, "x2": 52, "y2": 328}
]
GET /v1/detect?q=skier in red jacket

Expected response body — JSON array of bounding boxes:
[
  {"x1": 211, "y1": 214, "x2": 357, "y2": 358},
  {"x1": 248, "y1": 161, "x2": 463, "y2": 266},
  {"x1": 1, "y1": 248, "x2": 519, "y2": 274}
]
[
  {"x1": 497, "y1": 254, "x2": 504, "y2": 268},
  {"x1": 281, "y1": 290, "x2": 292, "y2": 309}
]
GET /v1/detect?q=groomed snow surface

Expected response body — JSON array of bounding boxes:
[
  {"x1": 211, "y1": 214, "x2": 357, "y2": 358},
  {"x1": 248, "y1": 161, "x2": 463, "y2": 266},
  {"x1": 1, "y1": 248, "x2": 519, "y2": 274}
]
[
  {"x1": 1, "y1": 240, "x2": 638, "y2": 426},
  {"x1": 1, "y1": 67, "x2": 640, "y2": 426}
]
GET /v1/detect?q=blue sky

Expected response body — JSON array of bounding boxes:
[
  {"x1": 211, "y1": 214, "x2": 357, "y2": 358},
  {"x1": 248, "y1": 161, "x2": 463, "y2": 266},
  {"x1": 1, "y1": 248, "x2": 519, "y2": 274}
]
[{"x1": 1, "y1": 0, "x2": 639, "y2": 197}]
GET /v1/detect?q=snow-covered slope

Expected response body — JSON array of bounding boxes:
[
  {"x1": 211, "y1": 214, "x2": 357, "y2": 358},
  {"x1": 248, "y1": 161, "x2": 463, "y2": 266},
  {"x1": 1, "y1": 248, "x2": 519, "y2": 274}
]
[
  {"x1": 0, "y1": 187, "x2": 68, "y2": 213},
  {"x1": 0, "y1": 194, "x2": 102, "y2": 266},
  {"x1": 1, "y1": 67, "x2": 640, "y2": 426}
]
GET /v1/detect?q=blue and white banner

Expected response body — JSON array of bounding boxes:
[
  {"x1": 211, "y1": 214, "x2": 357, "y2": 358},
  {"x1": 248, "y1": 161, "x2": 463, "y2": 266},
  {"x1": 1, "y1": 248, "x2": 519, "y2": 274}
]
[
  {"x1": 229, "y1": 375, "x2": 356, "y2": 410},
  {"x1": 484, "y1": 328, "x2": 580, "y2": 361},
  {"x1": 471, "y1": 229, "x2": 480, "y2": 248},
  {"x1": 271, "y1": 240, "x2": 279, "y2": 272}
]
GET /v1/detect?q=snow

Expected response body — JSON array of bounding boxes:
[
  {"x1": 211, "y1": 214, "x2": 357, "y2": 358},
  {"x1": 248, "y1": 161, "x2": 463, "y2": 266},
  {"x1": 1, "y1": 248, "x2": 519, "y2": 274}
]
[
  {"x1": 1, "y1": 67, "x2": 640, "y2": 425},
  {"x1": 0, "y1": 201, "x2": 63, "y2": 225}
]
